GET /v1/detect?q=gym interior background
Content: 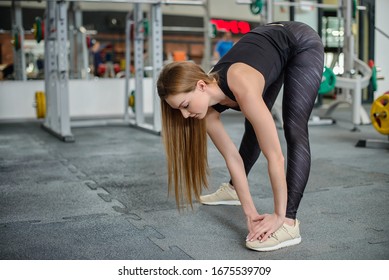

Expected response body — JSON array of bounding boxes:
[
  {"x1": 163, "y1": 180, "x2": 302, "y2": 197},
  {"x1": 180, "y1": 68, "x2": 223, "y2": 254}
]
[
  {"x1": 0, "y1": 0, "x2": 388, "y2": 120},
  {"x1": 0, "y1": 0, "x2": 388, "y2": 262}
]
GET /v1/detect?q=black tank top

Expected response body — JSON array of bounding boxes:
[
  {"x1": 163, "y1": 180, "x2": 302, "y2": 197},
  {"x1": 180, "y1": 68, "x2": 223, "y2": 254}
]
[{"x1": 211, "y1": 22, "x2": 298, "y2": 112}]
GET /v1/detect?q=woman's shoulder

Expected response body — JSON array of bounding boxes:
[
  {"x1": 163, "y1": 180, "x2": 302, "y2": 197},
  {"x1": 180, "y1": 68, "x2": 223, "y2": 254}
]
[
  {"x1": 228, "y1": 63, "x2": 264, "y2": 82},
  {"x1": 227, "y1": 63, "x2": 265, "y2": 95}
]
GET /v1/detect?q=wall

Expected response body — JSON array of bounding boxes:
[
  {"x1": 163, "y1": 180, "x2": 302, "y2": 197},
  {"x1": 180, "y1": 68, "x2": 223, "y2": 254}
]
[
  {"x1": 375, "y1": 0, "x2": 389, "y2": 98},
  {"x1": 0, "y1": 78, "x2": 155, "y2": 121}
]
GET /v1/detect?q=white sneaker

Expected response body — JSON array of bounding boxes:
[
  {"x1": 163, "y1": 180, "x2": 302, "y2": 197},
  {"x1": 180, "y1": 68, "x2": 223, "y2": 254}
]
[
  {"x1": 246, "y1": 220, "x2": 302, "y2": 252},
  {"x1": 200, "y1": 183, "x2": 241, "y2": 205}
]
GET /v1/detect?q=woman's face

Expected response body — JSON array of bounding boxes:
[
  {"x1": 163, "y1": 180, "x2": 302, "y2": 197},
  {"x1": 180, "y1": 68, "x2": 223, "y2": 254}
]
[{"x1": 165, "y1": 86, "x2": 209, "y2": 120}]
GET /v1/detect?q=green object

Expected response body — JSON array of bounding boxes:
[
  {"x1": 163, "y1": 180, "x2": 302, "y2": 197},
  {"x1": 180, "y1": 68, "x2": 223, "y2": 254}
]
[
  {"x1": 143, "y1": 19, "x2": 149, "y2": 36},
  {"x1": 352, "y1": 0, "x2": 357, "y2": 19},
  {"x1": 13, "y1": 32, "x2": 20, "y2": 50},
  {"x1": 250, "y1": 0, "x2": 263, "y2": 15},
  {"x1": 35, "y1": 17, "x2": 43, "y2": 43},
  {"x1": 319, "y1": 67, "x2": 337, "y2": 94},
  {"x1": 211, "y1": 23, "x2": 217, "y2": 38},
  {"x1": 371, "y1": 65, "x2": 378, "y2": 92}
]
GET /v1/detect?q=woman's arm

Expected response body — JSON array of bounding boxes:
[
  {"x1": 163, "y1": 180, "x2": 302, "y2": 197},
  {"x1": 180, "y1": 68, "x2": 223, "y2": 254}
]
[
  {"x1": 205, "y1": 108, "x2": 261, "y2": 224},
  {"x1": 228, "y1": 63, "x2": 287, "y2": 241}
]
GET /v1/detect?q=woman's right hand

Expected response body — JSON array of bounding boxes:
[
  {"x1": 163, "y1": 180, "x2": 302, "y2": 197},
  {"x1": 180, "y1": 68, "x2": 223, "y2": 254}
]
[
  {"x1": 254, "y1": 213, "x2": 284, "y2": 242},
  {"x1": 246, "y1": 212, "x2": 284, "y2": 242}
]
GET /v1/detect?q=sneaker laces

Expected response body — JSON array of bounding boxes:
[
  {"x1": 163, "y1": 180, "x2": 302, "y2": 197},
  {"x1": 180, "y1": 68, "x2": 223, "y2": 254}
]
[
  {"x1": 216, "y1": 183, "x2": 231, "y2": 194},
  {"x1": 270, "y1": 225, "x2": 287, "y2": 241}
]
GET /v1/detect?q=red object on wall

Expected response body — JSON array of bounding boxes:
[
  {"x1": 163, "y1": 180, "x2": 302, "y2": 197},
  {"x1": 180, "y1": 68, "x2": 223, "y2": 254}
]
[{"x1": 210, "y1": 19, "x2": 251, "y2": 34}]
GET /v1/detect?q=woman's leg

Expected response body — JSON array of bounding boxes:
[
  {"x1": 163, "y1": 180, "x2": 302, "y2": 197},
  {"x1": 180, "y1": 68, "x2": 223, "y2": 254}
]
[{"x1": 282, "y1": 23, "x2": 324, "y2": 219}]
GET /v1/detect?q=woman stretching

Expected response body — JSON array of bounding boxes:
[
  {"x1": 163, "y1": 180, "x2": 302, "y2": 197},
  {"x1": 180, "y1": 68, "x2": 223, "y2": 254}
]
[{"x1": 157, "y1": 21, "x2": 324, "y2": 251}]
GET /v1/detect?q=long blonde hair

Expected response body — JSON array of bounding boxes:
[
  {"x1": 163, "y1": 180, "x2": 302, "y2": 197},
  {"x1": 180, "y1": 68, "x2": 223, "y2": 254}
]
[{"x1": 157, "y1": 61, "x2": 218, "y2": 207}]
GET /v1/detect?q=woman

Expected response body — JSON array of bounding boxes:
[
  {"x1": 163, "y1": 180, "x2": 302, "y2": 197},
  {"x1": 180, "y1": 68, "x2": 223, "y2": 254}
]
[{"x1": 157, "y1": 21, "x2": 324, "y2": 252}]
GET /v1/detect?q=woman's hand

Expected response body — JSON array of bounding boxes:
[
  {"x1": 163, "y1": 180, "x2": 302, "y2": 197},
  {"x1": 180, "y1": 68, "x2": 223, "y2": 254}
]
[
  {"x1": 246, "y1": 213, "x2": 284, "y2": 242},
  {"x1": 246, "y1": 213, "x2": 262, "y2": 241}
]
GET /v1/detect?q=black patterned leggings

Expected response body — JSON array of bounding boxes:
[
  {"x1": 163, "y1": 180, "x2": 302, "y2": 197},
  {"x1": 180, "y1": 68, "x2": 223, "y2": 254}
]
[{"x1": 233, "y1": 22, "x2": 324, "y2": 219}]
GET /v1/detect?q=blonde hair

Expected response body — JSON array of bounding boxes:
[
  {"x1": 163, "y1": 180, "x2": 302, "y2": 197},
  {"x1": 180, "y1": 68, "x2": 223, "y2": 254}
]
[{"x1": 157, "y1": 61, "x2": 218, "y2": 207}]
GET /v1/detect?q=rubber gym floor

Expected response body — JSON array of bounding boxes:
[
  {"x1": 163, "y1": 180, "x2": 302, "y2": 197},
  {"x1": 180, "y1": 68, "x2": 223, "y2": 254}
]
[{"x1": 0, "y1": 106, "x2": 388, "y2": 260}]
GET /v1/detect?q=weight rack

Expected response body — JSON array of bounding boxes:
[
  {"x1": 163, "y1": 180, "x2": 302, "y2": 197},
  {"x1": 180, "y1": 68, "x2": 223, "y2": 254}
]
[{"x1": 40, "y1": 0, "x2": 167, "y2": 141}]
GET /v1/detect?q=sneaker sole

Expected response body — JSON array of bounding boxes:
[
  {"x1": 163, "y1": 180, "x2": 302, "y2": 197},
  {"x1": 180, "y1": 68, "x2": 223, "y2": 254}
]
[
  {"x1": 246, "y1": 236, "x2": 302, "y2": 252},
  {"x1": 200, "y1": 201, "x2": 241, "y2": 206}
]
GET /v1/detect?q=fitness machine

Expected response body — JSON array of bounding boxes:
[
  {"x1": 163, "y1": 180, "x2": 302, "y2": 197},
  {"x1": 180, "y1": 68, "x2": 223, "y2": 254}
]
[{"x1": 39, "y1": 0, "x2": 165, "y2": 142}]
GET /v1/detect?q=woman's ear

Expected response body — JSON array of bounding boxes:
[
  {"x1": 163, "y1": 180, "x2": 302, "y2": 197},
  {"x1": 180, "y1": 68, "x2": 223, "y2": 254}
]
[{"x1": 196, "y1": 80, "x2": 206, "y2": 92}]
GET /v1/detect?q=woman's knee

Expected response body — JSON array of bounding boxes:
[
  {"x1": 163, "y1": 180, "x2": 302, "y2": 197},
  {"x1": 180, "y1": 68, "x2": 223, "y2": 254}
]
[{"x1": 284, "y1": 123, "x2": 309, "y2": 144}]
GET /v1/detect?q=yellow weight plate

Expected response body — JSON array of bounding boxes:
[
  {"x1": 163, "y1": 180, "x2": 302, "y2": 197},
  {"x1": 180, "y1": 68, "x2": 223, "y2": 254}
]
[
  {"x1": 129, "y1": 90, "x2": 135, "y2": 112},
  {"x1": 35, "y1": 91, "x2": 46, "y2": 119},
  {"x1": 33, "y1": 22, "x2": 37, "y2": 40},
  {"x1": 370, "y1": 93, "x2": 389, "y2": 135},
  {"x1": 129, "y1": 95, "x2": 135, "y2": 107}
]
